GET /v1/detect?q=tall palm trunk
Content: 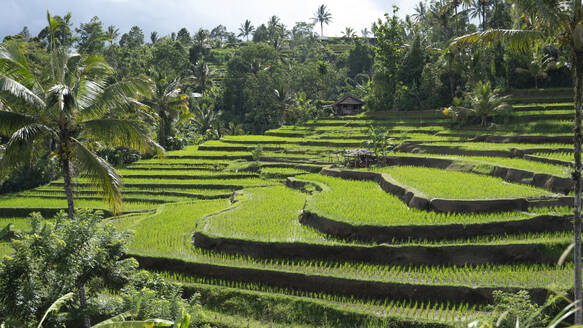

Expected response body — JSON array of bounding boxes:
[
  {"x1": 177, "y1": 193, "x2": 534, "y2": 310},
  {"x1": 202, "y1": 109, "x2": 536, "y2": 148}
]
[
  {"x1": 481, "y1": 1, "x2": 487, "y2": 31},
  {"x1": 159, "y1": 110, "x2": 167, "y2": 149},
  {"x1": 321, "y1": 22, "x2": 324, "y2": 37},
  {"x1": 61, "y1": 137, "x2": 75, "y2": 219},
  {"x1": 574, "y1": 50, "x2": 583, "y2": 325},
  {"x1": 77, "y1": 283, "x2": 91, "y2": 328}
]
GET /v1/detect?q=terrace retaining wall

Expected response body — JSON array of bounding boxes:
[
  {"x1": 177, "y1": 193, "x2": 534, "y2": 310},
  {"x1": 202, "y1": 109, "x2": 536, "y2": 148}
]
[
  {"x1": 319, "y1": 167, "x2": 564, "y2": 213},
  {"x1": 132, "y1": 254, "x2": 550, "y2": 305},
  {"x1": 394, "y1": 143, "x2": 572, "y2": 159},
  {"x1": 192, "y1": 232, "x2": 561, "y2": 266},
  {"x1": 299, "y1": 210, "x2": 572, "y2": 243},
  {"x1": 377, "y1": 156, "x2": 572, "y2": 194}
]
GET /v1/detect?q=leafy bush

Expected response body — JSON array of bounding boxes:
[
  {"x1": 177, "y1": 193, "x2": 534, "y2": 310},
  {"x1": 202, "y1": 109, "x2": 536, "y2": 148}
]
[
  {"x1": 0, "y1": 156, "x2": 59, "y2": 194},
  {"x1": 96, "y1": 147, "x2": 142, "y2": 167}
]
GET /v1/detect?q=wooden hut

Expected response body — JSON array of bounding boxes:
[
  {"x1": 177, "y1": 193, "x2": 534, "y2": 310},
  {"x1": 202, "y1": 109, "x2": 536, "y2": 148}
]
[{"x1": 333, "y1": 95, "x2": 365, "y2": 115}]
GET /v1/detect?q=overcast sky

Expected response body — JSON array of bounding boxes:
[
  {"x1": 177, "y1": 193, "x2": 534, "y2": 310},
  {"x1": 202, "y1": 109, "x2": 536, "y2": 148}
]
[{"x1": 0, "y1": 0, "x2": 417, "y2": 41}]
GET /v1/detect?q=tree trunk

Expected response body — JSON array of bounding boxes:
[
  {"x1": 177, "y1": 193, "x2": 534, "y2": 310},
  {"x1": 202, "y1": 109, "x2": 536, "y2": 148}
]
[
  {"x1": 534, "y1": 76, "x2": 538, "y2": 89},
  {"x1": 61, "y1": 138, "x2": 75, "y2": 219},
  {"x1": 573, "y1": 50, "x2": 583, "y2": 325},
  {"x1": 321, "y1": 22, "x2": 324, "y2": 37},
  {"x1": 482, "y1": 2, "x2": 487, "y2": 31},
  {"x1": 159, "y1": 111, "x2": 167, "y2": 150},
  {"x1": 77, "y1": 284, "x2": 91, "y2": 328}
]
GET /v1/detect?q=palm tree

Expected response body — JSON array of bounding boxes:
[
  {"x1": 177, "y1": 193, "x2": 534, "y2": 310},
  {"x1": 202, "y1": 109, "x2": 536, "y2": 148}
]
[
  {"x1": 190, "y1": 100, "x2": 221, "y2": 140},
  {"x1": 143, "y1": 74, "x2": 193, "y2": 150},
  {"x1": 469, "y1": 0, "x2": 490, "y2": 31},
  {"x1": 238, "y1": 19, "x2": 255, "y2": 41},
  {"x1": 361, "y1": 28, "x2": 370, "y2": 38},
  {"x1": 150, "y1": 31, "x2": 159, "y2": 44},
  {"x1": 313, "y1": 4, "x2": 332, "y2": 37},
  {"x1": 105, "y1": 25, "x2": 119, "y2": 46},
  {"x1": 515, "y1": 45, "x2": 563, "y2": 89},
  {"x1": 0, "y1": 16, "x2": 159, "y2": 220},
  {"x1": 467, "y1": 81, "x2": 510, "y2": 126},
  {"x1": 342, "y1": 27, "x2": 356, "y2": 39},
  {"x1": 444, "y1": 0, "x2": 472, "y2": 35},
  {"x1": 412, "y1": 1, "x2": 427, "y2": 24},
  {"x1": 451, "y1": 1, "x2": 583, "y2": 322},
  {"x1": 192, "y1": 61, "x2": 214, "y2": 92}
]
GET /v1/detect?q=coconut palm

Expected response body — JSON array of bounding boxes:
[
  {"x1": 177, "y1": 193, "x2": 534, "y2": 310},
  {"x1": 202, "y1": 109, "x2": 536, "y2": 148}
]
[
  {"x1": 0, "y1": 17, "x2": 159, "y2": 219},
  {"x1": 412, "y1": 1, "x2": 427, "y2": 24},
  {"x1": 361, "y1": 28, "x2": 371, "y2": 38},
  {"x1": 142, "y1": 73, "x2": 193, "y2": 150},
  {"x1": 443, "y1": 0, "x2": 472, "y2": 35},
  {"x1": 150, "y1": 31, "x2": 158, "y2": 44},
  {"x1": 451, "y1": 2, "x2": 583, "y2": 322},
  {"x1": 238, "y1": 19, "x2": 255, "y2": 41},
  {"x1": 104, "y1": 25, "x2": 119, "y2": 46},
  {"x1": 467, "y1": 81, "x2": 511, "y2": 126},
  {"x1": 190, "y1": 60, "x2": 214, "y2": 93},
  {"x1": 313, "y1": 4, "x2": 332, "y2": 37},
  {"x1": 342, "y1": 27, "x2": 356, "y2": 39},
  {"x1": 515, "y1": 45, "x2": 563, "y2": 88},
  {"x1": 190, "y1": 100, "x2": 221, "y2": 140},
  {"x1": 469, "y1": 0, "x2": 490, "y2": 31}
]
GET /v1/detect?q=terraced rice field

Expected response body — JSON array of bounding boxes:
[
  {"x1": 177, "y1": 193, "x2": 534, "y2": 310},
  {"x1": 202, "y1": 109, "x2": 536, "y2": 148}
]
[{"x1": 1, "y1": 88, "x2": 580, "y2": 327}]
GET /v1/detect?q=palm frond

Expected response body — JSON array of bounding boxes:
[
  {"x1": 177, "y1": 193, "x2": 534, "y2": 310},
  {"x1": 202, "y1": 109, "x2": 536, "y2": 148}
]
[
  {"x1": 71, "y1": 137, "x2": 123, "y2": 214},
  {"x1": 37, "y1": 292, "x2": 75, "y2": 328},
  {"x1": 2, "y1": 124, "x2": 54, "y2": 168},
  {"x1": 0, "y1": 44, "x2": 38, "y2": 87},
  {"x1": 450, "y1": 29, "x2": 542, "y2": 52},
  {"x1": 81, "y1": 76, "x2": 153, "y2": 119},
  {"x1": 0, "y1": 76, "x2": 45, "y2": 108},
  {"x1": 76, "y1": 79, "x2": 106, "y2": 112},
  {"x1": 0, "y1": 110, "x2": 36, "y2": 136},
  {"x1": 47, "y1": 84, "x2": 76, "y2": 116},
  {"x1": 82, "y1": 119, "x2": 164, "y2": 155}
]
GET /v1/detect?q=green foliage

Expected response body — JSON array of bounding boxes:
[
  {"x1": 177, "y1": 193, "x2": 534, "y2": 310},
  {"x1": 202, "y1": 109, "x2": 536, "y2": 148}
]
[
  {"x1": 347, "y1": 42, "x2": 374, "y2": 78},
  {"x1": 0, "y1": 210, "x2": 134, "y2": 327},
  {"x1": 470, "y1": 290, "x2": 550, "y2": 328},
  {"x1": 368, "y1": 8, "x2": 405, "y2": 110},
  {"x1": 362, "y1": 125, "x2": 392, "y2": 162},
  {"x1": 75, "y1": 16, "x2": 106, "y2": 54},
  {"x1": 251, "y1": 145, "x2": 263, "y2": 162}
]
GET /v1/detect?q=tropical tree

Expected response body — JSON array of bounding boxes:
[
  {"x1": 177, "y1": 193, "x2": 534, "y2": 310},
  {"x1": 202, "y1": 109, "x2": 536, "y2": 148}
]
[
  {"x1": 412, "y1": 1, "x2": 428, "y2": 24},
  {"x1": 451, "y1": 3, "x2": 583, "y2": 321},
  {"x1": 0, "y1": 14, "x2": 159, "y2": 218},
  {"x1": 361, "y1": 28, "x2": 371, "y2": 38},
  {"x1": 191, "y1": 60, "x2": 214, "y2": 92},
  {"x1": 189, "y1": 100, "x2": 221, "y2": 140},
  {"x1": 143, "y1": 74, "x2": 193, "y2": 149},
  {"x1": 469, "y1": 0, "x2": 491, "y2": 31},
  {"x1": 463, "y1": 81, "x2": 510, "y2": 126},
  {"x1": 444, "y1": 0, "x2": 472, "y2": 35},
  {"x1": 342, "y1": 27, "x2": 357, "y2": 39},
  {"x1": 150, "y1": 31, "x2": 159, "y2": 44},
  {"x1": 313, "y1": 4, "x2": 332, "y2": 37},
  {"x1": 515, "y1": 44, "x2": 564, "y2": 88},
  {"x1": 105, "y1": 25, "x2": 120, "y2": 46},
  {"x1": 238, "y1": 19, "x2": 255, "y2": 41},
  {"x1": 0, "y1": 210, "x2": 134, "y2": 328}
]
